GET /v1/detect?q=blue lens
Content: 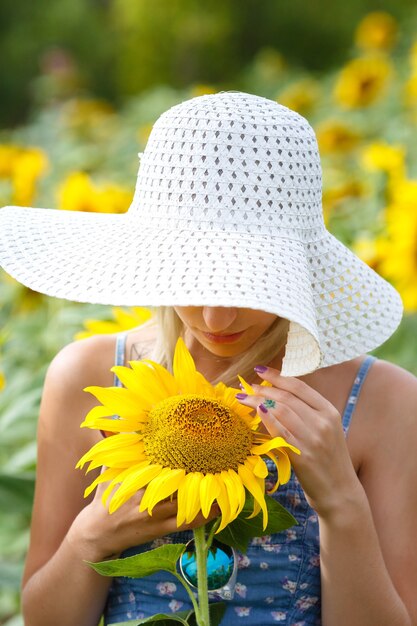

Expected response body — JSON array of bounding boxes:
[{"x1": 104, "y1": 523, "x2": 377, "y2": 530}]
[{"x1": 180, "y1": 539, "x2": 234, "y2": 591}]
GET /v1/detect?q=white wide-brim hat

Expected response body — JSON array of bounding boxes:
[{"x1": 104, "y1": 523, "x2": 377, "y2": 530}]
[{"x1": 0, "y1": 91, "x2": 403, "y2": 376}]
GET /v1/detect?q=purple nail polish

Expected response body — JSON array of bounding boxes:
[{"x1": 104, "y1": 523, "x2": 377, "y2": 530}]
[
  {"x1": 259, "y1": 403, "x2": 268, "y2": 413},
  {"x1": 254, "y1": 365, "x2": 268, "y2": 373},
  {"x1": 235, "y1": 393, "x2": 248, "y2": 400}
]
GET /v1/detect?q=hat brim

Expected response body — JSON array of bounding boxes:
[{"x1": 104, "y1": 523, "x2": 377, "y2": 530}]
[{"x1": 0, "y1": 205, "x2": 403, "y2": 376}]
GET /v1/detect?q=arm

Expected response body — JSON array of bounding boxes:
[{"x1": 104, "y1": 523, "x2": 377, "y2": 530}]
[
  {"x1": 319, "y1": 362, "x2": 417, "y2": 626},
  {"x1": 22, "y1": 336, "x2": 215, "y2": 626},
  {"x1": 238, "y1": 361, "x2": 417, "y2": 626}
]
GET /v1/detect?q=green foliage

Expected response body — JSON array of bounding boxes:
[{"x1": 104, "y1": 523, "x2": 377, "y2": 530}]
[
  {"x1": 1, "y1": 6, "x2": 417, "y2": 623},
  {"x1": 88, "y1": 544, "x2": 187, "y2": 578},
  {"x1": 109, "y1": 602, "x2": 225, "y2": 626},
  {"x1": 215, "y1": 495, "x2": 297, "y2": 554}
]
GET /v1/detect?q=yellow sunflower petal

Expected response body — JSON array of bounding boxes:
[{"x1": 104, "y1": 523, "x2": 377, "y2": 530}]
[
  {"x1": 82, "y1": 417, "x2": 146, "y2": 433},
  {"x1": 109, "y1": 463, "x2": 163, "y2": 513},
  {"x1": 84, "y1": 386, "x2": 146, "y2": 420},
  {"x1": 127, "y1": 361, "x2": 170, "y2": 406},
  {"x1": 141, "y1": 359, "x2": 179, "y2": 397},
  {"x1": 216, "y1": 479, "x2": 233, "y2": 532},
  {"x1": 237, "y1": 376, "x2": 255, "y2": 395},
  {"x1": 81, "y1": 405, "x2": 115, "y2": 423},
  {"x1": 76, "y1": 433, "x2": 143, "y2": 469},
  {"x1": 246, "y1": 455, "x2": 269, "y2": 478},
  {"x1": 238, "y1": 462, "x2": 268, "y2": 530},
  {"x1": 84, "y1": 467, "x2": 121, "y2": 498},
  {"x1": 220, "y1": 469, "x2": 244, "y2": 519},
  {"x1": 276, "y1": 449, "x2": 292, "y2": 485},
  {"x1": 173, "y1": 337, "x2": 200, "y2": 394},
  {"x1": 139, "y1": 467, "x2": 185, "y2": 514},
  {"x1": 253, "y1": 436, "x2": 300, "y2": 456},
  {"x1": 200, "y1": 472, "x2": 221, "y2": 518},
  {"x1": 238, "y1": 376, "x2": 273, "y2": 395},
  {"x1": 227, "y1": 469, "x2": 246, "y2": 516},
  {"x1": 264, "y1": 451, "x2": 280, "y2": 493},
  {"x1": 110, "y1": 365, "x2": 154, "y2": 397},
  {"x1": 177, "y1": 471, "x2": 203, "y2": 525}
]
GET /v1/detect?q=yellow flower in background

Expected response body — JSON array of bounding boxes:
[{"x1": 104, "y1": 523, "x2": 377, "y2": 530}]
[
  {"x1": 0, "y1": 144, "x2": 48, "y2": 206},
  {"x1": 334, "y1": 55, "x2": 392, "y2": 108},
  {"x1": 351, "y1": 234, "x2": 385, "y2": 272},
  {"x1": 75, "y1": 307, "x2": 152, "y2": 340},
  {"x1": 0, "y1": 145, "x2": 21, "y2": 178},
  {"x1": 316, "y1": 120, "x2": 361, "y2": 155},
  {"x1": 77, "y1": 338, "x2": 299, "y2": 531},
  {"x1": 58, "y1": 172, "x2": 132, "y2": 214},
  {"x1": 355, "y1": 12, "x2": 398, "y2": 52},
  {"x1": 137, "y1": 123, "x2": 154, "y2": 145},
  {"x1": 12, "y1": 148, "x2": 49, "y2": 206},
  {"x1": 63, "y1": 98, "x2": 116, "y2": 130},
  {"x1": 0, "y1": 370, "x2": 5, "y2": 392},
  {"x1": 277, "y1": 78, "x2": 320, "y2": 115},
  {"x1": 322, "y1": 180, "x2": 367, "y2": 222},
  {"x1": 361, "y1": 142, "x2": 406, "y2": 184},
  {"x1": 190, "y1": 84, "x2": 217, "y2": 98},
  {"x1": 377, "y1": 190, "x2": 417, "y2": 312}
]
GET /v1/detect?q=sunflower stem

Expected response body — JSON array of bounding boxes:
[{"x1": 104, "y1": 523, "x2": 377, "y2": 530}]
[
  {"x1": 206, "y1": 517, "x2": 221, "y2": 551},
  {"x1": 172, "y1": 571, "x2": 200, "y2": 618},
  {"x1": 194, "y1": 524, "x2": 210, "y2": 626}
]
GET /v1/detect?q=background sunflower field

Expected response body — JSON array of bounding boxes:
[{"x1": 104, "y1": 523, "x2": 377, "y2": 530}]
[{"x1": 1, "y1": 2, "x2": 417, "y2": 624}]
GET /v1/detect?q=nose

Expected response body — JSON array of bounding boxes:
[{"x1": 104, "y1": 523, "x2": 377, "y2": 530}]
[{"x1": 202, "y1": 307, "x2": 238, "y2": 332}]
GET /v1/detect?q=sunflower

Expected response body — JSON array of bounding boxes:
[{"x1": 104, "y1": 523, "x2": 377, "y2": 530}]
[
  {"x1": 77, "y1": 338, "x2": 299, "y2": 532},
  {"x1": 377, "y1": 181, "x2": 417, "y2": 312},
  {"x1": 75, "y1": 306, "x2": 152, "y2": 340},
  {"x1": 354, "y1": 12, "x2": 398, "y2": 52},
  {"x1": 333, "y1": 55, "x2": 392, "y2": 109}
]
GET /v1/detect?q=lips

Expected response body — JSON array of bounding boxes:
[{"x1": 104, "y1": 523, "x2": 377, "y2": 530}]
[{"x1": 201, "y1": 330, "x2": 245, "y2": 344}]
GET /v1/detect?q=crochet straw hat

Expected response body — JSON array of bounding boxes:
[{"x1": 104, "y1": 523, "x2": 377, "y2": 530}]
[{"x1": 0, "y1": 91, "x2": 403, "y2": 376}]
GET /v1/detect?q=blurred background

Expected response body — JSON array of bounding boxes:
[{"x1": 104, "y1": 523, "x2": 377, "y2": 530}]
[{"x1": 1, "y1": 1, "x2": 417, "y2": 623}]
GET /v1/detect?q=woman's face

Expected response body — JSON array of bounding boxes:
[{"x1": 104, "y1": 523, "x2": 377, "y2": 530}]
[{"x1": 174, "y1": 306, "x2": 278, "y2": 358}]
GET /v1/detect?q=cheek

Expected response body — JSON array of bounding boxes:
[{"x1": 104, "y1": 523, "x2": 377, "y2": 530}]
[{"x1": 174, "y1": 306, "x2": 200, "y2": 327}]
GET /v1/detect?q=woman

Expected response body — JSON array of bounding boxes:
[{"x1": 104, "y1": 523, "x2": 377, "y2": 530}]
[{"x1": 0, "y1": 92, "x2": 416, "y2": 626}]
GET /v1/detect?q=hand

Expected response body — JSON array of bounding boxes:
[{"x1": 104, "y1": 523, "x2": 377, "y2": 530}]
[
  {"x1": 237, "y1": 366, "x2": 362, "y2": 520},
  {"x1": 68, "y1": 473, "x2": 220, "y2": 562}
]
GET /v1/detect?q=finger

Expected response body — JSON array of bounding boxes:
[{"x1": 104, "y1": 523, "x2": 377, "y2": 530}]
[
  {"x1": 251, "y1": 385, "x2": 320, "y2": 426},
  {"x1": 236, "y1": 393, "x2": 307, "y2": 439},
  {"x1": 256, "y1": 402, "x2": 301, "y2": 443},
  {"x1": 254, "y1": 366, "x2": 332, "y2": 411}
]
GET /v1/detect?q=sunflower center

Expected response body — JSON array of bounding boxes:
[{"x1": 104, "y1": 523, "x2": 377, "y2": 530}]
[{"x1": 144, "y1": 394, "x2": 253, "y2": 474}]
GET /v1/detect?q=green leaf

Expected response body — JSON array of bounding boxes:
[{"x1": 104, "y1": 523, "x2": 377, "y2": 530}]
[
  {"x1": 109, "y1": 603, "x2": 226, "y2": 626},
  {"x1": 189, "y1": 603, "x2": 226, "y2": 626},
  {"x1": 109, "y1": 615, "x2": 189, "y2": 626},
  {"x1": 215, "y1": 494, "x2": 297, "y2": 554},
  {"x1": 87, "y1": 544, "x2": 187, "y2": 578},
  {"x1": 0, "y1": 473, "x2": 35, "y2": 515}
]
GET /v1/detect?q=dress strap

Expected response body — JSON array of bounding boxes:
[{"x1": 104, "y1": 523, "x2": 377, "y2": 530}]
[
  {"x1": 113, "y1": 331, "x2": 128, "y2": 387},
  {"x1": 342, "y1": 355, "x2": 376, "y2": 432}
]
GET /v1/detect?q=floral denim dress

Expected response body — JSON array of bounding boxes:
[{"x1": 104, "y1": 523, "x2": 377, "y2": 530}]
[{"x1": 104, "y1": 332, "x2": 376, "y2": 626}]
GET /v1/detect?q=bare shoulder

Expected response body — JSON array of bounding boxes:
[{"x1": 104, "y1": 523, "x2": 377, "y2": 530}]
[
  {"x1": 362, "y1": 357, "x2": 417, "y2": 424},
  {"x1": 46, "y1": 333, "x2": 117, "y2": 391},
  {"x1": 356, "y1": 357, "x2": 417, "y2": 464}
]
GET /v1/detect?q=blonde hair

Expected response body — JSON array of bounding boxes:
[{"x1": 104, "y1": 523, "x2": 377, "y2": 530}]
[{"x1": 148, "y1": 307, "x2": 289, "y2": 388}]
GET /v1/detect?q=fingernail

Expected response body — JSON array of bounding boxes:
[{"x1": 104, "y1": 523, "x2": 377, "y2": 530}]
[
  {"x1": 259, "y1": 403, "x2": 268, "y2": 413},
  {"x1": 254, "y1": 365, "x2": 268, "y2": 373},
  {"x1": 235, "y1": 393, "x2": 248, "y2": 400}
]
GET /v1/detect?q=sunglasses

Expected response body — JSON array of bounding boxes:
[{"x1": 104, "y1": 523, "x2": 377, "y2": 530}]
[{"x1": 179, "y1": 538, "x2": 238, "y2": 600}]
